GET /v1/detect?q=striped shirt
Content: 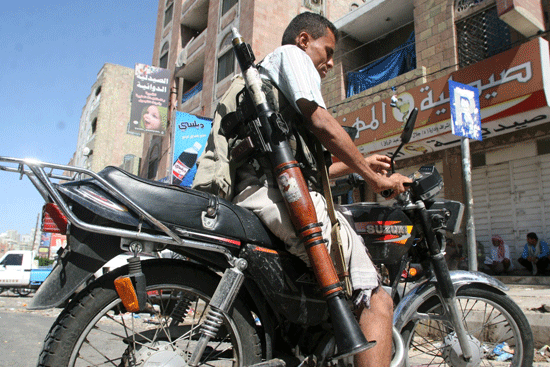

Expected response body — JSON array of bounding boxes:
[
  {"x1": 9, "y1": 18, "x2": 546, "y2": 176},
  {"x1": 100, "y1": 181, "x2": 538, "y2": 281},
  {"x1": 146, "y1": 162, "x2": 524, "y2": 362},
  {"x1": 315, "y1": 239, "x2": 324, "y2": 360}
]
[{"x1": 259, "y1": 45, "x2": 326, "y2": 113}]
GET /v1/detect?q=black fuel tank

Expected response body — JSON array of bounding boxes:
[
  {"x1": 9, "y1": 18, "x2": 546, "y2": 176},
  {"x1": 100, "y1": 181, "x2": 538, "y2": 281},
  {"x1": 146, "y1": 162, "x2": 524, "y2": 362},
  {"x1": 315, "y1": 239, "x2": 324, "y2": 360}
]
[{"x1": 342, "y1": 203, "x2": 414, "y2": 264}]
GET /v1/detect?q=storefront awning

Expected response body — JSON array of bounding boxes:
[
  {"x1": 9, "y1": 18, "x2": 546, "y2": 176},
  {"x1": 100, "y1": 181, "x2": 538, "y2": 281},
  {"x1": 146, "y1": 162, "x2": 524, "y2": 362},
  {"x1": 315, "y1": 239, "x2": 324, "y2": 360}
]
[{"x1": 339, "y1": 37, "x2": 550, "y2": 159}]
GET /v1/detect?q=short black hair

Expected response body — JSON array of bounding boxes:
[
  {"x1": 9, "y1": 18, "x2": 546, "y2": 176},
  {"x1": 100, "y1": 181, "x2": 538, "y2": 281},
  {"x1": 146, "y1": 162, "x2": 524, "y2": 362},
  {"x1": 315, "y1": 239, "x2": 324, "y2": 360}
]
[
  {"x1": 281, "y1": 12, "x2": 339, "y2": 46},
  {"x1": 527, "y1": 232, "x2": 538, "y2": 240}
]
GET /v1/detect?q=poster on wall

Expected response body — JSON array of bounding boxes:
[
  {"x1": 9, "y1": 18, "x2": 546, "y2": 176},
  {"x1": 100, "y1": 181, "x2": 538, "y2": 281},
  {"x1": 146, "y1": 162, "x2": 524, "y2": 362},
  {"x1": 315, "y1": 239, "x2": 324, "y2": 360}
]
[
  {"x1": 128, "y1": 64, "x2": 171, "y2": 135},
  {"x1": 38, "y1": 233, "x2": 51, "y2": 258},
  {"x1": 172, "y1": 111, "x2": 212, "y2": 187}
]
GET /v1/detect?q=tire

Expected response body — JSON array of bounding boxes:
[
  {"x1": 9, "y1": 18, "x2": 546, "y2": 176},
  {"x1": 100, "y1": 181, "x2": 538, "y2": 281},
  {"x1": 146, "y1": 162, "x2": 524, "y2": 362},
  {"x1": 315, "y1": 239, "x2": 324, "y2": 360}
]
[
  {"x1": 400, "y1": 286, "x2": 534, "y2": 367},
  {"x1": 38, "y1": 261, "x2": 262, "y2": 367},
  {"x1": 16, "y1": 288, "x2": 31, "y2": 296}
]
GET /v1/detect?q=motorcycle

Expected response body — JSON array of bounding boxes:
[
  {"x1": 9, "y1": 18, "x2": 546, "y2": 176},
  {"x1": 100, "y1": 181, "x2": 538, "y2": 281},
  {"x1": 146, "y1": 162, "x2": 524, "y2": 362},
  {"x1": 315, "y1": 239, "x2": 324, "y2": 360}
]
[{"x1": 0, "y1": 108, "x2": 533, "y2": 367}]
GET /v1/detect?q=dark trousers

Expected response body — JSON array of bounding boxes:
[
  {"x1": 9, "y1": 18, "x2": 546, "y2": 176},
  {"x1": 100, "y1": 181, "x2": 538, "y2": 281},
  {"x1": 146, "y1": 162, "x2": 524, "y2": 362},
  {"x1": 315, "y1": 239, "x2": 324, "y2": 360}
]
[{"x1": 518, "y1": 256, "x2": 550, "y2": 274}]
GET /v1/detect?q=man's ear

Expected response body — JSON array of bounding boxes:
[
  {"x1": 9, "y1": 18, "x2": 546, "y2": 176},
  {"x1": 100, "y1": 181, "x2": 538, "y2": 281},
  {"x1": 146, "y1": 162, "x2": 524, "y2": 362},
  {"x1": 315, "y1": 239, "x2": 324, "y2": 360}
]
[{"x1": 296, "y1": 31, "x2": 310, "y2": 51}]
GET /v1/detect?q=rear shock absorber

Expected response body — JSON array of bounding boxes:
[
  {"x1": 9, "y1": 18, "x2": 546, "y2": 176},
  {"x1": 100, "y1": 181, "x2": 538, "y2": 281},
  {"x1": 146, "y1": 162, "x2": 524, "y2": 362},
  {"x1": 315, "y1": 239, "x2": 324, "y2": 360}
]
[{"x1": 188, "y1": 259, "x2": 248, "y2": 366}]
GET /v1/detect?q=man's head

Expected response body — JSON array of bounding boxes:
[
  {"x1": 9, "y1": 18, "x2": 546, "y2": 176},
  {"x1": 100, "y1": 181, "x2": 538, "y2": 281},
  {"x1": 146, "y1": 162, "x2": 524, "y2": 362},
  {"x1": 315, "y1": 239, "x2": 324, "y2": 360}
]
[
  {"x1": 527, "y1": 232, "x2": 538, "y2": 245},
  {"x1": 282, "y1": 12, "x2": 338, "y2": 79}
]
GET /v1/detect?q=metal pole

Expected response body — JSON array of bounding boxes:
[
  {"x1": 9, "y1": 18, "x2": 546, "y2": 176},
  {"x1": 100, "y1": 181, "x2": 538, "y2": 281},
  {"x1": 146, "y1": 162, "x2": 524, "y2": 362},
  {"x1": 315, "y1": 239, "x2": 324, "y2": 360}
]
[
  {"x1": 461, "y1": 137, "x2": 477, "y2": 271},
  {"x1": 31, "y1": 213, "x2": 40, "y2": 252}
]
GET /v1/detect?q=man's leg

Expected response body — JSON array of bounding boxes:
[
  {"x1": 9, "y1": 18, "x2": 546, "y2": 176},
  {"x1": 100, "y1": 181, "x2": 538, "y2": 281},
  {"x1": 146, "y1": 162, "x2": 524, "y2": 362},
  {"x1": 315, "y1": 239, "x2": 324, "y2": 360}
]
[
  {"x1": 537, "y1": 257, "x2": 550, "y2": 274},
  {"x1": 518, "y1": 257, "x2": 532, "y2": 272},
  {"x1": 354, "y1": 288, "x2": 393, "y2": 367}
]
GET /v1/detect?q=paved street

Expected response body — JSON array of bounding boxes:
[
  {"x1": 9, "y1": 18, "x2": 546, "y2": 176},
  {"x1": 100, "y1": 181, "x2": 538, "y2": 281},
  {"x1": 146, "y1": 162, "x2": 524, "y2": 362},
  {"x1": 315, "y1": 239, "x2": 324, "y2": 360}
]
[
  {"x1": 0, "y1": 292, "x2": 60, "y2": 367},
  {"x1": 1, "y1": 282, "x2": 550, "y2": 367}
]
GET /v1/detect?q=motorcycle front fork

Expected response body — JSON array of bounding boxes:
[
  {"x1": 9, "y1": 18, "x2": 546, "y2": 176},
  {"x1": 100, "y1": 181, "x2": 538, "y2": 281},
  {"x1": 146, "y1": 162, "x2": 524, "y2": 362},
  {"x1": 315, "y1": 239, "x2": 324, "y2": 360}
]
[{"x1": 417, "y1": 203, "x2": 474, "y2": 362}]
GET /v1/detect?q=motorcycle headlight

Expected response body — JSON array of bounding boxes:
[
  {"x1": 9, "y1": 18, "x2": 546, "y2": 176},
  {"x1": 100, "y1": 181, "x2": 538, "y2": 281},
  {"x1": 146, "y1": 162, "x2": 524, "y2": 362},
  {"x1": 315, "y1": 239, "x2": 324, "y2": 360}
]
[{"x1": 410, "y1": 166, "x2": 443, "y2": 201}]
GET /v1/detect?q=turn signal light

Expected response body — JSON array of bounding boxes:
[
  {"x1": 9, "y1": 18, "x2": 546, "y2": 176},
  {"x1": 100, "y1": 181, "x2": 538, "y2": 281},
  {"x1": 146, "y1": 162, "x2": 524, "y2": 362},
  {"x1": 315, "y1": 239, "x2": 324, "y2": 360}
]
[
  {"x1": 42, "y1": 203, "x2": 68, "y2": 234},
  {"x1": 409, "y1": 267, "x2": 418, "y2": 277},
  {"x1": 114, "y1": 276, "x2": 140, "y2": 313}
]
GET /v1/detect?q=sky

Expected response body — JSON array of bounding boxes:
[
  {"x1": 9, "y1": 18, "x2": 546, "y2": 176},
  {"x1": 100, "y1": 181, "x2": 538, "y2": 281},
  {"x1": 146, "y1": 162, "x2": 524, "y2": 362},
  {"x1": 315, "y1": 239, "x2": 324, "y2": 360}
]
[{"x1": 0, "y1": 1, "x2": 158, "y2": 236}]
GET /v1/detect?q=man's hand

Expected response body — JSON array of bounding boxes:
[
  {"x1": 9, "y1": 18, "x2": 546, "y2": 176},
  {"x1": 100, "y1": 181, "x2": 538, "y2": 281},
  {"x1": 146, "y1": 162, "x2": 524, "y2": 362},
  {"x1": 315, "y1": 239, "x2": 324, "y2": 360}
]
[
  {"x1": 364, "y1": 154, "x2": 391, "y2": 175},
  {"x1": 371, "y1": 172, "x2": 412, "y2": 199}
]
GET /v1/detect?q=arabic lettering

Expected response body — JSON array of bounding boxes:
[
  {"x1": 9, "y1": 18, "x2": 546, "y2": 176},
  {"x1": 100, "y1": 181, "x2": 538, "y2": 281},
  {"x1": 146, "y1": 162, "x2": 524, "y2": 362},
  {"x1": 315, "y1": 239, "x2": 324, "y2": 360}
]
[
  {"x1": 420, "y1": 61, "x2": 533, "y2": 111},
  {"x1": 492, "y1": 115, "x2": 546, "y2": 132},
  {"x1": 136, "y1": 82, "x2": 168, "y2": 93},
  {"x1": 352, "y1": 105, "x2": 382, "y2": 137},
  {"x1": 178, "y1": 121, "x2": 205, "y2": 130}
]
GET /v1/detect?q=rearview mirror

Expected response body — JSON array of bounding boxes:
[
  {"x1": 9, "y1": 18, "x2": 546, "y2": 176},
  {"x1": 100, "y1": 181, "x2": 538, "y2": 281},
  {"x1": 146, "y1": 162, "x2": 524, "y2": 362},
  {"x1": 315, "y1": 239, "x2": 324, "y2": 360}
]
[{"x1": 400, "y1": 108, "x2": 418, "y2": 144}]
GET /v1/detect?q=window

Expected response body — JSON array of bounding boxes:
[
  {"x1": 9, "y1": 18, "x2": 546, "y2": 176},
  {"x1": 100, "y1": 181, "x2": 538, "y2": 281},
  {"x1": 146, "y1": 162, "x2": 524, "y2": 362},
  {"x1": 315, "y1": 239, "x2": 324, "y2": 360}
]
[
  {"x1": 537, "y1": 139, "x2": 550, "y2": 156},
  {"x1": 221, "y1": 0, "x2": 237, "y2": 15},
  {"x1": 471, "y1": 152, "x2": 486, "y2": 168},
  {"x1": 164, "y1": 1, "x2": 174, "y2": 27},
  {"x1": 159, "y1": 42, "x2": 169, "y2": 69},
  {"x1": 1, "y1": 253, "x2": 23, "y2": 266},
  {"x1": 217, "y1": 50, "x2": 235, "y2": 83},
  {"x1": 91, "y1": 118, "x2": 97, "y2": 134},
  {"x1": 455, "y1": 5, "x2": 511, "y2": 67},
  {"x1": 95, "y1": 86, "x2": 101, "y2": 96}
]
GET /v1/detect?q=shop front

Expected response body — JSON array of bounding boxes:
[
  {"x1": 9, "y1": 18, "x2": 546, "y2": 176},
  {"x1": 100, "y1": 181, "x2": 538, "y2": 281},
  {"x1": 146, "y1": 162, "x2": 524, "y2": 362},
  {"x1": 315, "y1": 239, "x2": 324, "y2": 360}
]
[{"x1": 336, "y1": 37, "x2": 550, "y2": 260}]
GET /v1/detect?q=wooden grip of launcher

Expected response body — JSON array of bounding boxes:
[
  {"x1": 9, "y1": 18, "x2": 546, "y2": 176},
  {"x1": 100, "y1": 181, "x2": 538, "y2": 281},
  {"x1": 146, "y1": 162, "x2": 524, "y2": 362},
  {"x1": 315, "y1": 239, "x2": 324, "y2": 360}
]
[{"x1": 274, "y1": 161, "x2": 342, "y2": 297}]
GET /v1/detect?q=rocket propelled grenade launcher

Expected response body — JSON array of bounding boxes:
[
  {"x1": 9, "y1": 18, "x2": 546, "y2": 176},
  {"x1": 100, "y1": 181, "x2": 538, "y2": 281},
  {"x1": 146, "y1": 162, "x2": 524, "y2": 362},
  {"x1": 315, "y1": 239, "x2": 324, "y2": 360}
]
[{"x1": 230, "y1": 28, "x2": 374, "y2": 359}]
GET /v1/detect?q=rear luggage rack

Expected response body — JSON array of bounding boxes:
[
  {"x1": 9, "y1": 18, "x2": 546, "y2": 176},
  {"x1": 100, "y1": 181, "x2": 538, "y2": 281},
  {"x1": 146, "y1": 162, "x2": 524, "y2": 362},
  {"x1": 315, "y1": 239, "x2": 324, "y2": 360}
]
[{"x1": 0, "y1": 156, "x2": 234, "y2": 262}]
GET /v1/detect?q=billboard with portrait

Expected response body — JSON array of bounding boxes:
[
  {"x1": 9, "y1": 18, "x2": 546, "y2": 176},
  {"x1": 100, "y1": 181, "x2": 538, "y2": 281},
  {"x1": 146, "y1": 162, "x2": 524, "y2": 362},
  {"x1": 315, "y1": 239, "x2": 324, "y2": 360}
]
[{"x1": 128, "y1": 64, "x2": 171, "y2": 135}]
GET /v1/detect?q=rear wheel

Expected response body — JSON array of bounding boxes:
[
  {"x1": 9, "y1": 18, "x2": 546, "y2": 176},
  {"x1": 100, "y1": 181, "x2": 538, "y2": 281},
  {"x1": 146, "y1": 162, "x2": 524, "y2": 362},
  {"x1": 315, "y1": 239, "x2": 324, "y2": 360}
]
[
  {"x1": 38, "y1": 261, "x2": 262, "y2": 367},
  {"x1": 401, "y1": 287, "x2": 534, "y2": 366}
]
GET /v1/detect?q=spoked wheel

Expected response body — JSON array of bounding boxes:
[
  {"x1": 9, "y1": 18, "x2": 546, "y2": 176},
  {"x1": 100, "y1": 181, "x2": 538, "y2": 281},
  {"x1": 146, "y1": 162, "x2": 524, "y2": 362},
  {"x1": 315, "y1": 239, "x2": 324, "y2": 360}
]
[
  {"x1": 38, "y1": 262, "x2": 262, "y2": 367},
  {"x1": 401, "y1": 287, "x2": 534, "y2": 367}
]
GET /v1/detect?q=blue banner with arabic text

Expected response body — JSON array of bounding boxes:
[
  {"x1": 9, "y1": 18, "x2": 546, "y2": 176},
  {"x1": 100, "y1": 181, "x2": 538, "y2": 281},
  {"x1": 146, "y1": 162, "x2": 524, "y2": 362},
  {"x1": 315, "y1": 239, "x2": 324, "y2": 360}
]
[{"x1": 172, "y1": 111, "x2": 212, "y2": 187}]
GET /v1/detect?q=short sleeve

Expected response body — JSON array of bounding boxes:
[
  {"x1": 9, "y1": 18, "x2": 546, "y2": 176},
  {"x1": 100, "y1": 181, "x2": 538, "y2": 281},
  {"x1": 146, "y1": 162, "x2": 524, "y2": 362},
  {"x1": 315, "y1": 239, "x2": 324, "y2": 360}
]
[{"x1": 259, "y1": 45, "x2": 326, "y2": 112}]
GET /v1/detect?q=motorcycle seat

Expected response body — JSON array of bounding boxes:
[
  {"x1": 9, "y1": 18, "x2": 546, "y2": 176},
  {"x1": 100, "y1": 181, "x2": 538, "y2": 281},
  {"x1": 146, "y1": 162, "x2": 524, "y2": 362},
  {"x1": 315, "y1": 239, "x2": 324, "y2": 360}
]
[{"x1": 90, "y1": 166, "x2": 278, "y2": 248}]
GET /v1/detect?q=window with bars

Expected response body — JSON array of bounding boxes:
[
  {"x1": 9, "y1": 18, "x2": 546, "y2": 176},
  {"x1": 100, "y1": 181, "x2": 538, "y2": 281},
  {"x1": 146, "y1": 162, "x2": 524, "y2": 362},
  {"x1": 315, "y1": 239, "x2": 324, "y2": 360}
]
[{"x1": 456, "y1": 5, "x2": 512, "y2": 67}]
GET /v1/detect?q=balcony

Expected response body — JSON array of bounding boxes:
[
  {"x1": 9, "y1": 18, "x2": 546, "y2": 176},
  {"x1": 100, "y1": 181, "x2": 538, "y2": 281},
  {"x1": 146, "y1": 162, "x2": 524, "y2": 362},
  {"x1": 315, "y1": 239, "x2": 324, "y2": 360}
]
[
  {"x1": 175, "y1": 29, "x2": 206, "y2": 82},
  {"x1": 181, "y1": 0, "x2": 209, "y2": 31}
]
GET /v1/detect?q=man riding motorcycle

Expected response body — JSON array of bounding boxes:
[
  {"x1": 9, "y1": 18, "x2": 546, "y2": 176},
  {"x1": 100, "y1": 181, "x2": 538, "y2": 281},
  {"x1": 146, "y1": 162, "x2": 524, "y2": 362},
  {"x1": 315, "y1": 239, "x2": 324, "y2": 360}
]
[{"x1": 192, "y1": 12, "x2": 411, "y2": 367}]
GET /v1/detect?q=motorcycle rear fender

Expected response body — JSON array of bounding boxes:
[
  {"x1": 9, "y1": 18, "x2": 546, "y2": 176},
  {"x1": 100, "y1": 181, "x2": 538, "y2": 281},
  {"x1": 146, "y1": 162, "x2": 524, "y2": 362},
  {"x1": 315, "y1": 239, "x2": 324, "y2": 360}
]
[
  {"x1": 28, "y1": 228, "x2": 124, "y2": 310},
  {"x1": 393, "y1": 270, "x2": 508, "y2": 332}
]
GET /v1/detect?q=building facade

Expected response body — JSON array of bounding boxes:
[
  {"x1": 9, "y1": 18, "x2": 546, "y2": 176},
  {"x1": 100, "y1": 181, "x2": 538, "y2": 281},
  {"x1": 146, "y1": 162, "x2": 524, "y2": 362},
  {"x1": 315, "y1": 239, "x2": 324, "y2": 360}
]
[
  {"x1": 327, "y1": 0, "x2": 550, "y2": 264},
  {"x1": 72, "y1": 63, "x2": 144, "y2": 175},
  {"x1": 141, "y1": 0, "x2": 549, "y2": 265}
]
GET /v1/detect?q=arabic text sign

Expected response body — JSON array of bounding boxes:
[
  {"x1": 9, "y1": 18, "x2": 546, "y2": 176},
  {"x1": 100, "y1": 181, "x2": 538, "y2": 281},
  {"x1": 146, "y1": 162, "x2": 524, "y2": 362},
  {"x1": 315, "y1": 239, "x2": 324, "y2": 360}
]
[
  {"x1": 129, "y1": 64, "x2": 171, "y2": 136},
  {"x1": 172, "y1": 111, "x2": 212, "y2": 187},
  {"x1": 338, "y1": 37, "x2": 549, "y2": 158},
  {"x1": 449, "y1": 80, "x2": 482, "y2": 141}
]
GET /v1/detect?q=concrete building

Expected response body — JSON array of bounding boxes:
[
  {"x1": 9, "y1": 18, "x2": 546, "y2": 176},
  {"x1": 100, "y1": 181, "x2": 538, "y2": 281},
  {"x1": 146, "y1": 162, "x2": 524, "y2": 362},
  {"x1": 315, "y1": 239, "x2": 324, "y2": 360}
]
[
  {"x1": 140, "y1": 0, "x2": 549, "y2": 265},
  {"x1": 140, "y1": 0, "x2": 364, "y2": 180},
  {"x1": 72, "y1": 63, "x2": 144, "y2": 175},
  {"x1": 327, "y1": 0, "x2": 550, "y2": 265}
]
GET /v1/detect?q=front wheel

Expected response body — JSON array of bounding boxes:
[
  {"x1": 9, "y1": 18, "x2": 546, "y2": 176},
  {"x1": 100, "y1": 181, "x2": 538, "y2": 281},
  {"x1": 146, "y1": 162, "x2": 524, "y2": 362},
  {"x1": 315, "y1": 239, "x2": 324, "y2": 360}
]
[
  {"x1": 38, "y1": 261, "x2": 262, "y2": 367},
  {"x1": 401, "y1": 287, "x2": 534, "y2": 367}
]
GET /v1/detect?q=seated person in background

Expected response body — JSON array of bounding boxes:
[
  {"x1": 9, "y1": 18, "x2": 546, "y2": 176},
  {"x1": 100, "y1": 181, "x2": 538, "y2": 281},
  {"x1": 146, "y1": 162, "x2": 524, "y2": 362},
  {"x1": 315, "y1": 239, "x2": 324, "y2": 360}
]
[
  {"x1": 484, "y1": 235, "x2": 512, "y2": 275},
  {"x1": 445, "y1": 238, "x2": 463, "y2": 270},
  {"x1": 518, "y1": 232, "x2": 550, "y2": 275}
]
